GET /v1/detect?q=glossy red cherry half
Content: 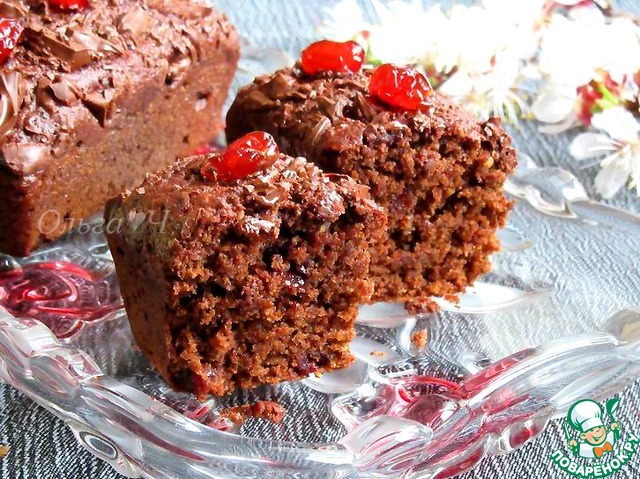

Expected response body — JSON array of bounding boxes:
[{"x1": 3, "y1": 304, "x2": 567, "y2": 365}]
[
  {"x1": 201, "y1": 131, "x2": 280, "y2": 182},
  {"x1": 48, "y1": 0, "x2": 90, "y2": 11},
  {"x1": 0, "y1": 19, "x2": 23, "y2": 65},
  {"x1": 369, "y1": 64, "x2": 433, "y2": 112},
  {"x1": 301, "y1": 40, "x2": 365, "y2": 75}
]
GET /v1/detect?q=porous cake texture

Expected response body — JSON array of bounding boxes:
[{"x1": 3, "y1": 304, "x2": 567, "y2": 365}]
[
  {"x1": 227, "y1": 67, "x2": 517, "y2": 308},
  {"x1": 105, "y1": 154, "x2": 386, "y2": 397}
]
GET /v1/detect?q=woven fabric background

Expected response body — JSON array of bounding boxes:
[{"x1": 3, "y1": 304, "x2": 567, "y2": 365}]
[{"x1": 2, "y1": 1, "x2": 640, "y2": 477}]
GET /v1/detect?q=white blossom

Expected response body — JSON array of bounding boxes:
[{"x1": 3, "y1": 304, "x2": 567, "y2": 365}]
[
  {"x1": 318, "y1": 0, "x2": 370, "y2": 46},
  {"x1": 538, "y1": 12, "x2": 606, "y2": 88},
  {"x1": 367, "y1": 0, "x2": 444, "y2": 65},
  {"x1": 570, "y1": 108, "x2": 640, "y2": 198},
  {"x1": 440, "y1": 58, "x2": 528, "y2": 123},
  {"x1": 534, "y1": 10, "x2": 640, "y2": 129},
  {"x1": 532, "y1": 86, "x2": 580, "y2": 134}
]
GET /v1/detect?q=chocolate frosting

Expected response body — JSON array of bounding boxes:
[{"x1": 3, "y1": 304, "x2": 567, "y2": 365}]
[{"x1": 0, "y1": 0, "x2": 235, "y2": 176}]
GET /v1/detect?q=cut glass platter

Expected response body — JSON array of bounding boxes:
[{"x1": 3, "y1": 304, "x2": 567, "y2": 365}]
[
  {"x1": 2, "y1": 48, "x2": 640, "y2": 478},
  {"x1": 1, "y1": 154, "x2": 640, "y2": 479}
]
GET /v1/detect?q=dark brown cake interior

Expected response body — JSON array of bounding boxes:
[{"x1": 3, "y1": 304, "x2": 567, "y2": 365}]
[
  {"x1": 226, "y1": 68, "x2": 517, "y2": 308},
  {"x1": 106, "y1": 155, "x2": 386, "y2": 397}
]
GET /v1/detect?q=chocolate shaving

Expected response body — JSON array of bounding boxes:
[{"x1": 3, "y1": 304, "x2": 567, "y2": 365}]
[
  {"x1": 2, "y1": 142, "x2": 48, "y2": 174},
  {"x1": 119, "y1": 6, "x2": 156, "y2": 38},
  {"x1": 289, "y1": 84, "x2": 313, "y2": 101},
  {"x1": 327, "y1": 174, "x2": 371, "y2": 200},
  {"x1": 147, "y1": 0, "x2": 213, "y2": 19},
  {"x1": 306, "y1": 116, "x2": 331, "y2": 154},
  {"x1": 50, "y1": 78, "x2": 79, "y2": 106},
  {"x1": 36, "y1": 77, "x2": 56, "y2": 114},
  {"x1": 0, "y1": 72, "x2": 23, "y2": 140},
  {"x1": 23, "y1": 26, "x2": 94, "y2": 71},
  {"x1": 264, "y1": 72, "x2": 296, "y2": 101},
  {"x1": 66, "y1": 27, "x2": 123, "y2": 55},
  {"x1": 243, "y1": 90, "x2": 274, "y2": 110},
  {"x1": 251, "y1": 183, "x2": 286, "y2": 207},
  {"x1": 82, "y1": 89, "x2": 115, "y2": 127},
  {"x1": 23, "y1": 25, "x2": 123, "y2": 71},
  {"x1": 0, "y1": 0, "x2": 28, "y2": 18},
  {"x1": 180, "y1": 27, "x2": 202, "y2": 62},
  {"x1": 353, "y1": 92, "x2": 377, "y2": 121},
  {"x1": 318, "y1": 96, "x2": 348, "y2": 118}
]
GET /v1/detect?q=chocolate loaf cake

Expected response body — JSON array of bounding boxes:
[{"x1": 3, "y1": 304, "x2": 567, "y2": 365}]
[
  {"x1": 105, "y1": 133, "x2": 386, "y2": 397},
  {"x1": 227, "y1": 64, "x2": 516, "y2": 308},
  {"x1": 0, "y1": 0, "x2": 240, "y2": 256}
]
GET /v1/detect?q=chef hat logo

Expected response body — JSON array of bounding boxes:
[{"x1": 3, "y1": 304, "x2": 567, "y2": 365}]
[{"x1": 568, "y1": 399, "x2": 605, "y2": 433}]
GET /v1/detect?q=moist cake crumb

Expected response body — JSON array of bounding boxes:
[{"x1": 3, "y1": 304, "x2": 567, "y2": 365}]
[
  {"x1": 226, "y1": 66, "x2": 516, "y2": 309},
  {"x1": 105, "y1": 151, "x2": 386, "y2": 397}
]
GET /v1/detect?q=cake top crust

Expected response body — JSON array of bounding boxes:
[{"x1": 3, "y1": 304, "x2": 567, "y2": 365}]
[
  {"x1": 107, "y1": 153, "x2": 383, "y2": 257},
  {"x1": 0, "y1": 0, "x2": 237, "y2": 176},
  {"x1": 229, "y1": 66, "x2": 515, "y2": 173}
]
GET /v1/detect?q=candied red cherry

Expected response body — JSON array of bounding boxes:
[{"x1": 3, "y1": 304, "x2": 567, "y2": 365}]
[
  {"x1": 48, "y1": 0, "x2": 90, "y2": 11},
  {"x1": 0, "y1": 19, "x2": 23, "y2": 65},
  {"x1": 201, "y1": 131, "x2": 280, "y2": 182},
  {"x1": 301, "y1": 40, "x2": 365, "y2": 75},
  {"x1": 369, "y1": 64, "x2": 433, "y2": 112}
]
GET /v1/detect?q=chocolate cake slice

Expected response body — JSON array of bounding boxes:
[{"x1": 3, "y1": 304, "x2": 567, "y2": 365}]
[
  {"x1": 0, "y1": 0, "x2": 240, "y2": 256},
  {"x1": 226, "y1": 63, "x2": 517, "y2": 309},
  {"x1": 105, "y1": 134, "x2": 386, "y2": 397}
]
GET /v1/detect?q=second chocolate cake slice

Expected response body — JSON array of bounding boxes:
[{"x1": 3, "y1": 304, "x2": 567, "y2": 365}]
[
  {"x1": 105, "y1": 133, "x2": 386, "y2": 397},
  {"x1": 0, "y1": 0, "x2": 239, "y2": 256},
  {"x1": 227, "y1": 57, "x2": 517, "y2": 309}
]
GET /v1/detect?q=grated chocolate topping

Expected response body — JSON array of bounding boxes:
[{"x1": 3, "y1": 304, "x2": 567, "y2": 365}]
[{"x1": 0, "y1": 0, "x2": 236, "y2": 175}]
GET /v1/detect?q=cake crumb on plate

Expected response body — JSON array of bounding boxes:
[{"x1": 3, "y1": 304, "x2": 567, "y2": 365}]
[
  {"x1": 219, "y1": 401, "x2": 287, "y2": 426},
  {"x1": 411, "y1": 329, "x2": 428, "y2": 349}
]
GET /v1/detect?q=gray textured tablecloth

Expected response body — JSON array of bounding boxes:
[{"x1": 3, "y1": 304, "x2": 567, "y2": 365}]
[{"x1": 2, "y1": 1, "x2": 640, "y2": 477}]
